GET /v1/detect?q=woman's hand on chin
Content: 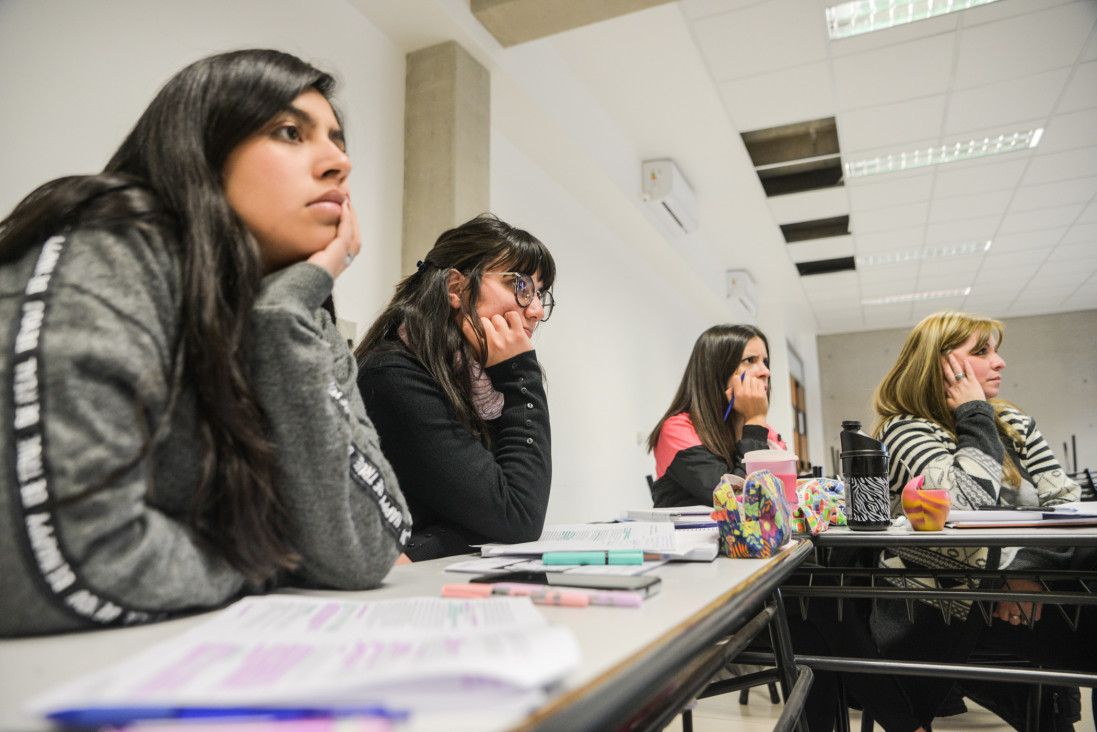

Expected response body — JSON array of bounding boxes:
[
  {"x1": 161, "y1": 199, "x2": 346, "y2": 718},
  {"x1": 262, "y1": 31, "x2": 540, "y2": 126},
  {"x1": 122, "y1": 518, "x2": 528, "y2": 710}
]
[
  {"x1": 463, "y1": 311, "x2": 532, "y2": 367},
  {"x1": 942, "y1": 352, "x2": 985, "y2": 411},
  {"x1": 308, "y1": 198, "x2": 360, "y2": 279}
]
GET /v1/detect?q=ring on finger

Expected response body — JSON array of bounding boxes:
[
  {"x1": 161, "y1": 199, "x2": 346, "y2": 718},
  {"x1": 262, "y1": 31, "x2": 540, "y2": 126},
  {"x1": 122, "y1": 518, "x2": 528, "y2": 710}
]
[
  {"x1": 344, "y1": 251, "x2": 355, "y2": 267},
  {"x1": 954, "y1": 373, "x2": 966, "y2": 380}
]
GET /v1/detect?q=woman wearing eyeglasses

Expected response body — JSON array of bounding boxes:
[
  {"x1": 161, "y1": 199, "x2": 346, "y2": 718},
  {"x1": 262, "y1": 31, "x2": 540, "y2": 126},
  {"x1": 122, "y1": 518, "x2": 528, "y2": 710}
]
[{"x1": 355, "y1": 214, "x2": 555, "y2": 560}]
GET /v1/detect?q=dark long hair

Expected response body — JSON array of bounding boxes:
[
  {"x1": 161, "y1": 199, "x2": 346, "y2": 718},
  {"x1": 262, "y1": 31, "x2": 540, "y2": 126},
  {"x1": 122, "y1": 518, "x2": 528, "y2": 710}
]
[
  {"x1": 0, "y1": 49, "x2": 340, "y2": 582},
  {"x1": 647, "y1": 324, "x2": 769, "y2": 466},
  {"x1": 356, "y1": 214, "x2": 555, "y2": 446}
]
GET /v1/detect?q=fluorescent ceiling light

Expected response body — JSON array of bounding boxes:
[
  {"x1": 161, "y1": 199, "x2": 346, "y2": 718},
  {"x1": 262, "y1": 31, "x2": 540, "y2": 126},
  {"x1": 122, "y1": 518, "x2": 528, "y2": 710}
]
[
  {"x1": 826, "y1": 0, "x2": 1002, "y2": 40},
  {"x1": 862, "y1": 287, "x2": 970, "y2": 306},
  {"x1": 857, "y1": 240, "x2": 991, "y2": 267},
  {"x1": 845, "y1": 129, "x2": 1041, "y2": 179}
]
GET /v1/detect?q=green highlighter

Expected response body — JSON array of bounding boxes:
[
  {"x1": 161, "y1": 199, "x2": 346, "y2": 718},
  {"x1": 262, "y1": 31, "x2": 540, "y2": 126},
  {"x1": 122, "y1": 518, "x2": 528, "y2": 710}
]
[{"x1": 542, "y1": 550, "x2": 644, "y2": 566}]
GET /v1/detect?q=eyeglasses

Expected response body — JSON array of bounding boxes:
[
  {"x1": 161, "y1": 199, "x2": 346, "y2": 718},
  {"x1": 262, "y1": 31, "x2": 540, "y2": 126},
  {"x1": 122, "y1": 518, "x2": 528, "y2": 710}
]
[{"x1": 483, "y1": 271, "x2": 555, "y2": 322}]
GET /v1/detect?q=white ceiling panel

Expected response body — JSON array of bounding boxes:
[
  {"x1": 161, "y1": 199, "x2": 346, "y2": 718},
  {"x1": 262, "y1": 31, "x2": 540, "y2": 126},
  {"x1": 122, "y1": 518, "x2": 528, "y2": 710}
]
[
  {"x1": 860, "y1": 277, "x2": 917, "y2": 298},
  {"x1": 767, "y1": 186, "x2": 848, "y2": 225},
  {"x1": 832, "y1": 34, "x2": 955, "y2": 111},
  {"x1": 839, "y1": 96, "x2": 947, "y2": 153},
  {"x1": 982, "y1": 248, "x2": 1052, "y2": 269},
  {"x1": 924, "y1": 215, "x2": 1001, "y2": 244},
  {"x1": 827, "y1": 13, "x2": 958, "y2": 57},
  {"x1": 692, "y1": 0, "x2": 827, "y2": 82},
  {"x1": 863, "y1": 305, "x2": 916, "y2": 328},
  {"x1": 962, "y1": 0, "x2": 1078, "y2": 26},
  {"x1": 798, "y1": 269, "x2": 858, "y2": 291},
  {"x1": 953, "y1": 2, "x2": 1097, "y2": 88},
  {"x1": 1024, "y1": 147, "x2": 1097, "y2": 186},
  {"x1": 852, "y1": 202, "x2": 929, "y2": 234},
  {"x1": 1011, "y1": 177, "x2": 1097, "y2": 212},
  {"x1": 1038, "y1": 108, "x2": 1097, "y2": 154},
  {"x1": 858, "y1": 262, "x2": 920, "y2": 284},
  {"x1": 1062, "y1": 222, "x2": 1097, "y2": 243},
  {"x1": 719, "y1": 61, "x2": 834, "y2": 132},
  {"x1": 846, "y1": 174, "x2": 933, "y2": 212},
  {"x1": 918, "y1": 257, "x2": 984, "y2": 278},
  {"x1": 990, "y1": 229, "x2": 1068, "y2": 252},
  {"x1": 1058, "y1": 60, "x2": 1097, "y2": 113},
  {"x1": 998, "y1": 204, "x2": 1087, "y2": 234},
  {"x1": 944, "y1": 68, "x2": 1069, "y2": 136},
  {"x1": 1063, "y1": 287, "x2": 1097, "y2": 308},
  {"x1": 1048, "y1": 243, "x2": 1097, "y2": 263},
  {"x1": 932, "y1": 158, "x2": 1028, "y2": 198},
  {"x1": 679, "y1": 0, "x2": 761, "y2": 20},
  {"x1": 852, "y1": 227, "x2": 927, "y2": 254},
  {"x1": 928, "y1": 189, "x2": 1013, "y2": 224},
  {"x1": 970, "y1": 273, "x2": 1030, "y2": 295},
  {"x1": 1036, "y1": 258, "x2": 1097, "y2": 278},
  {"x1": 785, "y1": 235, "x2": 854, "y2": 263}
]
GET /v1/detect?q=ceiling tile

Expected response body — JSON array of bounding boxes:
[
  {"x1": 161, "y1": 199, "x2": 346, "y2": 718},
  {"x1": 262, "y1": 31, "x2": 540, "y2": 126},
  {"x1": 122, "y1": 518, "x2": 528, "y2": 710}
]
[
  {"x1": 1063, "y1": 286, "x2": 1097, "y2": 308},
  {"x1": 944, "y1": 68, "x2": 1068, "y2": 136},
  {"x1": 1036, "y1": 257, "x2": 1097, "y2": 276},
  {"x1": 954, "y1": 2, "x2": 1097, "y2": 88},
  {"x1": 853, "y1": 201, "x2": 929, "y2": 233},
  {"x1": 929, "y1": 189, "x2": 1013, "y2": 224},
  {"x1": 785, "y1": 234, "x2": 855, "y2": 263},
  {"x1": 1044, "y1": 243, "x2": 1097, "y2": 263},
  {"x1": 998, "y1": 204, "x2": 1086, "y2": 234},
  {"x1": 982, "y1": 248, "x2": 1051, "y2": 269},
  {"x1": 914, "y1": 270, "x2": 979, "y2": 290},
  {"x1": 799, "y1": 269, "x2": 858, "y2": 291},
  {"x1": 962, "y1": 0, "x2": 1079, "y2": 26},
  {"x1": 719, "y1": 61, "x2": 835, "y2": 132},
  {"x1": 863, "y1": 304, "x2": 915, "y2": 328},
  {"x1": 1074, "y1": 202, "x2": 1097, "y2": 224},
  {"x1": 990, "y1": 228, "x2": 1067, "y2": 252},
  {"x1": 692, "y1": 0, "x2": 828, "y2": 82},
  {"x1": 847, "y1": 173, "x2": 933, "y2": 211},
  {"x1": 853, "y1": 227, "x2": 927, "y2": 254},
  {"x1": 827, "y1": 13, "x2": 958, "y2": 58},
  {"x1": 1010, "y1": 177, "x2": 1097, "y2": 212},
  {"x1": 832, "y1": 34, "x2": 955, "y2": 111},
  {"x1": 858, "y1": 263, "x2": 920, "y2": 282},
  {"x1": 971, "y1": 272, "x2": 1030, "y2": 294},
  {"x1": 1059, "y1": 59, "x2": 1097, "y2": 112},
  {"x1": 932, "y1": 158, "x2": 1028, "y2": 198},
  {"x1": 1038, "y1": 108, "x2": 1097, "y2": 153},
  {"x1": 918, "y1": 257, "x2": 984, "y2": 278},
  {"x1": 1063, "y1": 222, "x2": 1097, "y2": 243},
  {"x1": 839, "y1": 96, "x2": 947, "y2": 154},
  {"x1": 680, "y1": 0, "x2": 760, "y2": 20},
  {"x1": 767, "y1": 186, "x2": 849, "y2": 225},
  {"x1": 925, "y1": 215, "x2": 1001, "y2": 244}
]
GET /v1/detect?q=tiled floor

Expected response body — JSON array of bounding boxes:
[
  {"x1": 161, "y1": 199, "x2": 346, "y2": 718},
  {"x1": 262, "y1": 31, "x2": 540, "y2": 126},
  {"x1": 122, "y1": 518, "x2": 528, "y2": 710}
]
[{"x1": 665, "y1": 685, "x2": 1096, "y2": 731}]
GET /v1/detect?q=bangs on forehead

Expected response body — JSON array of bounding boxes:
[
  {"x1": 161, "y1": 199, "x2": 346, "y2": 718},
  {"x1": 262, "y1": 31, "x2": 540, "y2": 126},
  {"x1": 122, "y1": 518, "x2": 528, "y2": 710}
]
[{"x1": 491, "y1": 242, "x2": 555, "y2": 288}]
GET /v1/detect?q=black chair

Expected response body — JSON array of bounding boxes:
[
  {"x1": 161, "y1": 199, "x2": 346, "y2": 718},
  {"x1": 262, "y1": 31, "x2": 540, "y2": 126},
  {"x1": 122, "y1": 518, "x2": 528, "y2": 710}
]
[{"x1": 1070, "y1": 468, "x2": 1096, "y2": 501}]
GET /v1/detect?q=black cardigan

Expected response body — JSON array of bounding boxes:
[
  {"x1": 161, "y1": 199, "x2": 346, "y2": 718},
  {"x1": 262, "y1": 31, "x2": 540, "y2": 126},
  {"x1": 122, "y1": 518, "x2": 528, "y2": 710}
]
[{"x1": 357, "y1": 343, "x2": 551, "y2": 560}]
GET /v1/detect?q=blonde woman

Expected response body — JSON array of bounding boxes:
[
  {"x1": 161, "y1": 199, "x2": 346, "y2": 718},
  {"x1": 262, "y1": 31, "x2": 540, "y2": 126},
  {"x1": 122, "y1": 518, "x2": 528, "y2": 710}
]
[{"x1": 871, "y1": 311, "x2": 1092, "y2": 729}]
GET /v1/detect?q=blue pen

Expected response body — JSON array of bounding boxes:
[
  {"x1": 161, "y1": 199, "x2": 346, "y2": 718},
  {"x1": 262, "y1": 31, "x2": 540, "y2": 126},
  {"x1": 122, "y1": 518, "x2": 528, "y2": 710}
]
[
  {"x1": 723, "y1": 372, "x2": 745, "y2": 421},
  {"x1": 48, "y1": 705, "x2": 407, "y2": 727}
]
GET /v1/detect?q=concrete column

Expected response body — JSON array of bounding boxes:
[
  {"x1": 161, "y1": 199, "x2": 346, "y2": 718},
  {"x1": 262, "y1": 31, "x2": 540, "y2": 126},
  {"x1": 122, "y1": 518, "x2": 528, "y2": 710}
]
[{"x1": 402, "y1": 41, "x2": 490, "y2": 276}]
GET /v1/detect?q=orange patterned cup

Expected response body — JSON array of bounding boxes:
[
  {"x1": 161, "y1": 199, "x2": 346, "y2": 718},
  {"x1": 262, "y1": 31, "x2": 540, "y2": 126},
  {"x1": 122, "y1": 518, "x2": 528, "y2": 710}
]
[{"x1": 901, "y1": 475, "x2": 951, "y2": 531}]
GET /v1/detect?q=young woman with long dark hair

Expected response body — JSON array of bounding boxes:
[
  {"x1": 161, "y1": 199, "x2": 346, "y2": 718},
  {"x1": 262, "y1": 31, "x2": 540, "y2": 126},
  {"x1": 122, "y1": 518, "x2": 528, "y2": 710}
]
[
  {"x1": 647, "y1": 324, "x2": 783, "y2": 508},
  {"x1": 0, "y1": 49, "x2": 409, "y2": 637},
  {"x1": 356, "y1": 214, "x2": 555, "y2": 561}
]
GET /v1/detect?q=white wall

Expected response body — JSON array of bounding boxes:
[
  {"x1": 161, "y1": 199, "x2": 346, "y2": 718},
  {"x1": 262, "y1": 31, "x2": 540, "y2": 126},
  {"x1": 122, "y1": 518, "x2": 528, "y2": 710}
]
[
  {"x1": 818, "y1": 310, "x2": 1097, "y2": 476},
  {"x1": 0, "y1": 0, "x2": 406, "y2": 330},
  {"x1": 0, "y1": 0, "x2": 827, "y2": 524}
]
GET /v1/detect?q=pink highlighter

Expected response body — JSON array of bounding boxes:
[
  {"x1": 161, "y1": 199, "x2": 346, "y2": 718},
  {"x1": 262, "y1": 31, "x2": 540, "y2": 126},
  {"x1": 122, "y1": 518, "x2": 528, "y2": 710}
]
[{"x1": 442, "y1": 582, "x2": 590, "y2": 607}]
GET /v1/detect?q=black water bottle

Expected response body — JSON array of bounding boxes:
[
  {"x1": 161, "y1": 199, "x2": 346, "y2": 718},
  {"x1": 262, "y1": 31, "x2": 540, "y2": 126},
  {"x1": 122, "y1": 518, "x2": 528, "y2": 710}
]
[{"x1": 839, "y1": 420, "x2": 892, "y2": 531}]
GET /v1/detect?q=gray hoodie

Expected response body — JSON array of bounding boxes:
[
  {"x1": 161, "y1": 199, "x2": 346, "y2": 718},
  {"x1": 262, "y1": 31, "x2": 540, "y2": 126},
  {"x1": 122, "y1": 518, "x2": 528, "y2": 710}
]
[{"x1": 1, "y1": 225, "x2": 410, "y2": 636}]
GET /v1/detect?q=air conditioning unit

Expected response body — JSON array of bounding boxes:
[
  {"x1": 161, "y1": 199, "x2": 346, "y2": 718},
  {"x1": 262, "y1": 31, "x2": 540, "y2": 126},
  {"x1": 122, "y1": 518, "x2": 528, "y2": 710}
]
[
  {"x1": 641, "y1": 159, "x2": 700, "y2": 234},
  {"x1": 726, "y1": 269, "x2": 758, "y2": 316}
]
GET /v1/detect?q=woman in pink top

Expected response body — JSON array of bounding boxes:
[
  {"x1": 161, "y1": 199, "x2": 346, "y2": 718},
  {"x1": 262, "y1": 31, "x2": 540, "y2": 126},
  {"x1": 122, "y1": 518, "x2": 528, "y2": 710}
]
[{"x1": 647, "y1": 324, "x2": 783, "y2": 508}]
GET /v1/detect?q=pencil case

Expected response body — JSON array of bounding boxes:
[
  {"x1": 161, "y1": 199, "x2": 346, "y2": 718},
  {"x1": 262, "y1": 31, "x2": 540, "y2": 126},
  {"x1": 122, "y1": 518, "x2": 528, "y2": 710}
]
[{"x1": 712, "y1": 470, "x2": 792, "y2": 559}]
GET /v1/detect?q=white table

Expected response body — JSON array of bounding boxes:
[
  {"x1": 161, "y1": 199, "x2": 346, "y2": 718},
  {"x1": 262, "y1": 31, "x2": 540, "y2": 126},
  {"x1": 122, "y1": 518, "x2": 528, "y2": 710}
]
[{"x1": 0, "y1": 540, "x2": 814, "y2": 732}]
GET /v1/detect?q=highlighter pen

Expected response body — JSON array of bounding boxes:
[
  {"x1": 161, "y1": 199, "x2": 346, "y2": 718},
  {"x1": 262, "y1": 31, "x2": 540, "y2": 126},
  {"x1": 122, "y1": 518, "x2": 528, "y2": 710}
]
[
  {"x1": 491, "y1": 582, "x2": 644, "y2": 608},
  {"x1": 723, "y1": 372, "x2": 745, "y2": 422},
  {"x1": 441, "y1": 583, "x2": 590, "y2": 607},
  {"x1": 542, "y1": 550, "x2": 644, "y2": 566}
]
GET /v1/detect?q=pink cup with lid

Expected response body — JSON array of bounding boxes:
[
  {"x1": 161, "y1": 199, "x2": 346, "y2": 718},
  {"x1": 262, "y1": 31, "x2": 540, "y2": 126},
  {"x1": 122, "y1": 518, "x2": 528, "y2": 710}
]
[{"x1": 744, "y1": 449, "x2": 799, "y2": 508}]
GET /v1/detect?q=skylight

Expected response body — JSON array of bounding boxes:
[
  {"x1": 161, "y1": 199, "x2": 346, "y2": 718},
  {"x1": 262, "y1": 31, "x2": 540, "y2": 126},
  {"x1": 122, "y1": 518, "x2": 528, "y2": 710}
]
[
  {"x1": 862, "y1": 287, "x2": 971, "y2": 305},
  {"x1": 845, "y1": 129, "x2": 1042, "y2": 179},
  {"x1": 857, "y1": 240, "x2": 991, "y2": 267},
  {"x1": 826, "y1": 0, "x2": 1002, "y2": 40}
]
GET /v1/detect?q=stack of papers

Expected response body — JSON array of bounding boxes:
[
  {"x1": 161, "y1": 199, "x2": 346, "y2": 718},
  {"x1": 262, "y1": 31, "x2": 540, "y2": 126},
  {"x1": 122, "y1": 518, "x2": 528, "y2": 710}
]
[
  {"x1": 27, "y1": 595, "x2": 580, "y2": 728},
  {"x1": 479, "y1": 522, "x2": 718, "y2": 562},
  {"x1": 619, "y1": 506, "x2": 716, "y2": 528},
  {"x1": 946, "y1": 502, "x2": 1097, "y2": 528}
]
